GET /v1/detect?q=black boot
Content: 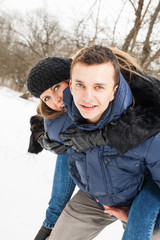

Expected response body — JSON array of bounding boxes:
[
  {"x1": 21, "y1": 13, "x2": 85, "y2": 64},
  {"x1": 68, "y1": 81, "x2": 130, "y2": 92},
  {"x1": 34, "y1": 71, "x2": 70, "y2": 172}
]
[{"x1": 34, "y1": 225, "x2": 52, "y2": 240}]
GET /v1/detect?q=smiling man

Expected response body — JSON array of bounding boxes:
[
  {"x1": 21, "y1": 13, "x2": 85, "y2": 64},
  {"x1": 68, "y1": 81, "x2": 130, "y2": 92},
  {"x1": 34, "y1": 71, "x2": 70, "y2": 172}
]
[{"x1": 70, "y1": 62, "x2": 117, "y2": 123}]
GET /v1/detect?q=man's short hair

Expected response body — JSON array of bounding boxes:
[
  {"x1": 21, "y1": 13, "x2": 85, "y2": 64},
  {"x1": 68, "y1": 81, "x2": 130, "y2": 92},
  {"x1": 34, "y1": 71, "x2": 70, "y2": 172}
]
[{"x1": 71, "y1": 45, "x2": 120, "y2": 86}]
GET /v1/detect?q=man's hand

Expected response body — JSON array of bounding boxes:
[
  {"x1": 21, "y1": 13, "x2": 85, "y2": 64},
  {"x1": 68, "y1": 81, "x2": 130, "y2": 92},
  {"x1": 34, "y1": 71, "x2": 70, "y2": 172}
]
[
  {"x1": 103, "y1": 205, "x2": 128, "y2": 222},
  {"x1": 59, "y1": 126, "x2": 108, "y2": 152},
  {"x1": 38, "y1": 132, "x2": 67, "y2": 155}
]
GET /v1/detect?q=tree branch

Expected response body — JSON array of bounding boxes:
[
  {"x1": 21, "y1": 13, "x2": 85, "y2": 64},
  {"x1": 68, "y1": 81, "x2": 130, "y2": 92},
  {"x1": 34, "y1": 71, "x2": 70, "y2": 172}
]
[
  {"x1": 92, "y1": 0, "x2": 102, "y2": 44},
  {"x1": 140, "y1": 0, "x2": 160, "y2": 65},
  {"x1": 122, "y1": 0, "x2": 144, "y2": 52}
]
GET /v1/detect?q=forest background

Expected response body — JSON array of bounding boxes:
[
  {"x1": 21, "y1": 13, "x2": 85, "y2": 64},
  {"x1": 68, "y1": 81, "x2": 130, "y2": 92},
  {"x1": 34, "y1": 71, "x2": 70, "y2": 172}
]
[{"x1": 0, "y1": 0, "x2": 160, "y2": 94}]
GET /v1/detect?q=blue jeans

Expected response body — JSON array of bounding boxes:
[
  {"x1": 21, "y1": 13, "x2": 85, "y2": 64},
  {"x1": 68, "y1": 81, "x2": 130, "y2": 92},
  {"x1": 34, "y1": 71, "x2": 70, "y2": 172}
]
[
  {"x1": 122, "y1": 179, "x2": 160, "y2": 240},
  {"x1": 43, "y1": 154, "x2": 76, "y2": 229}
]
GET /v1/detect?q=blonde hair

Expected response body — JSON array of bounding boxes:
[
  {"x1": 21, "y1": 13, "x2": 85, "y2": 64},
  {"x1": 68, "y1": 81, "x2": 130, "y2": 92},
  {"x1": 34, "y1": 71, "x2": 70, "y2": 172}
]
[{"x1": 110, "y1": 47, "x2": 146, "y2": 80}]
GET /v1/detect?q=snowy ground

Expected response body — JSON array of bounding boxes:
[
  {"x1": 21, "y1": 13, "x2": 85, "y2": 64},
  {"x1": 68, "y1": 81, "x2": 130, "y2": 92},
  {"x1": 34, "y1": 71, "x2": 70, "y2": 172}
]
[{"x1": 0, "y1": 86, "x2": 124, "y2": 239}]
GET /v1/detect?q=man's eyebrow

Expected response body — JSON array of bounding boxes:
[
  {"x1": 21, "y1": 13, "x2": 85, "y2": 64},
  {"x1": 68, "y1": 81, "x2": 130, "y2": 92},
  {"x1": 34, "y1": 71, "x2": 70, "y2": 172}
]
[
  {"x1": 94, "y1": 83, "x2": 107, "y2": 86},
  {"x1": 74, "y1": 79, "x2": 106, "y2": 86},
  {"x1": 75, "y1": 79, "x2": 83, "y2": 83}
]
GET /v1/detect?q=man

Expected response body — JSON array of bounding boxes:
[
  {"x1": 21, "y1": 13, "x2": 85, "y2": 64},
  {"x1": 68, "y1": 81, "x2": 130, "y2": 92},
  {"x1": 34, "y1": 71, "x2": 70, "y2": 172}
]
[{"x1": 45, "y1": 45, "x2": 160, "y2": 239}]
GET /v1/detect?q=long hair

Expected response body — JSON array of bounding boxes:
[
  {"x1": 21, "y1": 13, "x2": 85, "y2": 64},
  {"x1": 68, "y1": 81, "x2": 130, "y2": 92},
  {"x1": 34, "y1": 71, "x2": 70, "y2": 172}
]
[
  {"x1": 37, "y1": 100, "x2": 65, "y2": 119},
  {"x1": 110, "y1": 47, "x2": 146, "y2": 80}
]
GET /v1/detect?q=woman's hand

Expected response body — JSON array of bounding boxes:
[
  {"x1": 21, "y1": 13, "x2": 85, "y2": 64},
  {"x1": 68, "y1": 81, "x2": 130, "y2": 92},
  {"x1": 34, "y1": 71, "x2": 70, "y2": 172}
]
[
  {"x1": 28, "y1": 115, "x2": 44, "y2": 154},
  {"x1": 103, "y1": 205, "x2": 128, "y2": 222},
  {"x1": 39, "y1": 132, "x2": 67, "y2": 155}
]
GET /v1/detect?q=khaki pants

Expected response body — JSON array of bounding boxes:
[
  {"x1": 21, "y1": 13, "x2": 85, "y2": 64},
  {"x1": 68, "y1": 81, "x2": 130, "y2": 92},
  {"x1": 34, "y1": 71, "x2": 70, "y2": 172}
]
[{"x1": 47, "y1": 190, "x2": 160, "y2": 240}]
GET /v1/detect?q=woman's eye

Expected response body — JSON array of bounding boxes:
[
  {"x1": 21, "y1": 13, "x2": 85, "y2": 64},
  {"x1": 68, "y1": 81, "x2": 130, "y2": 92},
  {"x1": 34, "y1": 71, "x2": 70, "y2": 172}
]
[
  {"x1": 54, "y1": 85, "x2": 60, "y2": 91},
  {"x1": 44, "y1": 96, "x2": 50, "y2": 102}
]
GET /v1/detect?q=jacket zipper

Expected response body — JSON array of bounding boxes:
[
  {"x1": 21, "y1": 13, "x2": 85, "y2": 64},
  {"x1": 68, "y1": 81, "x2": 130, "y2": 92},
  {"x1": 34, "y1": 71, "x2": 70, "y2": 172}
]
[{"x1": 99, "y1": 149, "x2": 114, "y2": 205}]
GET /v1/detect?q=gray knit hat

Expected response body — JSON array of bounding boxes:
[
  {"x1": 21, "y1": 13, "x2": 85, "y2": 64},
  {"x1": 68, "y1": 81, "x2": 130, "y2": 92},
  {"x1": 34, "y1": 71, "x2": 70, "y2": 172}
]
[{"x1": 27, "y1": 57, "x2": 72, "y2": 98}]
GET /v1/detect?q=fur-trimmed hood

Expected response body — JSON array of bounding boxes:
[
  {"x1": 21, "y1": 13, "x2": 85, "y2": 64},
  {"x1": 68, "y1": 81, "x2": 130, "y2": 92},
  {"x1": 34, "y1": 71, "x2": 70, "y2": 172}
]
[{"x1": 107, "y1": 70, "x2": 160, "y2": 155}]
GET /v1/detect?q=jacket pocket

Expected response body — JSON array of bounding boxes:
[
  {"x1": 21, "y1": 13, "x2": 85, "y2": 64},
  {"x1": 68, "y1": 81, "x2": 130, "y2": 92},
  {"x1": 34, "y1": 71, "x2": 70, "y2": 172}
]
[
  {"x1": 113, "y1": 183, "x2": 140, "y2": 202},
  {"x1": 116, "y1": 156, "x2": 142, "y2": 174},
  {"x1": 113, "y1": 156, "x2": 143, "y2": 197}
]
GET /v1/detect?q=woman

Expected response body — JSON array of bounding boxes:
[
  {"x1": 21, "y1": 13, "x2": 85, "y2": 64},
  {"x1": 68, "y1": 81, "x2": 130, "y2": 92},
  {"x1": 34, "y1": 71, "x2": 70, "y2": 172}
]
[
  {"x1": 27, "y1": 57, "x2": 76, "y2": 240},
  {"x1": 27, "y1": 50, "x2": 160, "y2": 240}
]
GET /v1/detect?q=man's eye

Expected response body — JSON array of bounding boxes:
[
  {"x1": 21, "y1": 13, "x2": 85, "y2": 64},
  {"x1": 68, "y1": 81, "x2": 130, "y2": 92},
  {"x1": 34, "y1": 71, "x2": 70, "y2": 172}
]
[
  {"x1": 76, "y1": 83, "x2": 83, "y2": 87},
  {"x1": 96, "y1": 86, "x2": 103, "y2": 90}
]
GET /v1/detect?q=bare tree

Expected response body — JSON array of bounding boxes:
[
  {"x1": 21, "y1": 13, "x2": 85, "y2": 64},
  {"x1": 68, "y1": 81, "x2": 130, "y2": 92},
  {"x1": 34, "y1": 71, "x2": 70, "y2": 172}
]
[
  {"x1": 140, "y1": 0, "x2": 160, "y2": 66},
  {"x1": 0, "y1": 13, "x2": 16, "y2": 86},
  {"x1": 122, "y1": 0, "x2": 145, "y2": 52},
  {"x1": 0, "y1": 0, "x2": 160, "y2": 92},
  {"x1": 119, "y1": 0, "x2": 160, "y2": 76},
  {"x1": 14, "y1": 9, "x2": 68, "y2": 58},
  {"x1": 71, "y1": 0, "x2": 104, "y2": 50}
]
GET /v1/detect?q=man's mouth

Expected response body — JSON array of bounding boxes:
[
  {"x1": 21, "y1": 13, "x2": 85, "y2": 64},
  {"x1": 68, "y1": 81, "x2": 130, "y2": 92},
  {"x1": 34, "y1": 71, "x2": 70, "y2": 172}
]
[{"x1": 80, "y1": 104, "x2": 97, "y2": 110}]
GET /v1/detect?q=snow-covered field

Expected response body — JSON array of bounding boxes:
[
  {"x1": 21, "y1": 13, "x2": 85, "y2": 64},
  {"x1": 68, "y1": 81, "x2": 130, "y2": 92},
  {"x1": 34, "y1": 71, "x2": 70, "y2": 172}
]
[{"x1": 0, "y1": 86, "x2": 124, "y2": 240}]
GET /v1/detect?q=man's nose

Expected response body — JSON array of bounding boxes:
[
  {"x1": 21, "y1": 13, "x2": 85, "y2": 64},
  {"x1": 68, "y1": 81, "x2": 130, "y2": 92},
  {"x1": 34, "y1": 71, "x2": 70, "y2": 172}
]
[{"x1": 83, "y1": 88, "x2": 94, "y2": 102}]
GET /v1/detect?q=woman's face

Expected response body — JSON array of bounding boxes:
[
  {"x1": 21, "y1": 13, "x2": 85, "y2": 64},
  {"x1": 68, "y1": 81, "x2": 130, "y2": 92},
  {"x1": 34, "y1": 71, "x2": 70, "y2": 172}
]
[{"x1": 40, "y1": 81, "x2": 68, "y2": 111}]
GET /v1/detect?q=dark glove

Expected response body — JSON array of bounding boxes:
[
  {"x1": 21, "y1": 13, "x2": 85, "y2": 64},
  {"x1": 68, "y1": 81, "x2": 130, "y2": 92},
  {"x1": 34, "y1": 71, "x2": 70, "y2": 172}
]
[
  {"x1": 28, "y1": 115, "x2": 44, "y2": 154},
  {"x1": 38, "y1": 132, "x2": 67, "y2": 155},
  {"x1": 34, "y1": 225, "x2": 52, "y2": 240},
  {"x1": 59, "y1": 126, "x2": 108, "y2": 152}
]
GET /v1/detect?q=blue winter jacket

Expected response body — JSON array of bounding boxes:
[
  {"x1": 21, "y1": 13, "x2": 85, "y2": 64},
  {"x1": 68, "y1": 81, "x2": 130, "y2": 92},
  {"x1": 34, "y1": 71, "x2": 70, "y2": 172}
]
[{"x1": 44, "y1": 73, "x2": 160, "y2": 207}]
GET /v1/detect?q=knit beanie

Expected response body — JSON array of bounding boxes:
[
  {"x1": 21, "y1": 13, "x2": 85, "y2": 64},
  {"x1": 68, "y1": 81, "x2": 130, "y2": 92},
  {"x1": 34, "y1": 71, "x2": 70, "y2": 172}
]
[{"x1": 27, "y1": 57, "x2": 72, "y2": 98}]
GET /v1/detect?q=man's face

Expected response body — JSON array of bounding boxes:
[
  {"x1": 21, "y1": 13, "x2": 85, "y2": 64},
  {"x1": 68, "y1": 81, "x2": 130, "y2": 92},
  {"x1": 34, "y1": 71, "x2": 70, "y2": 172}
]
[{"x1": 70, "y1": 62, "x2": 117, "y2": 123}]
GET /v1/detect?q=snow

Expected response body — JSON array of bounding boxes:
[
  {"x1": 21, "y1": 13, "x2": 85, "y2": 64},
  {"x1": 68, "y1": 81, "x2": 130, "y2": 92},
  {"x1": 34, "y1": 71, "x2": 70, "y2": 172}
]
[{"x1": 0, "y1": 86, "x2": 124, "y2": 239}]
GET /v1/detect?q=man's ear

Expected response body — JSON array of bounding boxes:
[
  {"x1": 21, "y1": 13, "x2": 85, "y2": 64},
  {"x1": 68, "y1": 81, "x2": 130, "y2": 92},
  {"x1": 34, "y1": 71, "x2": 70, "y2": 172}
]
[
  {"x1": 114, "y1": 85, "x2": 118, "y2": 96},
  {"x1": 69, "y1": 79, "x2": 72, "y2": 94},
  {"x1": 110, "y1": 85, "x2": 118, "y2": 102}
]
